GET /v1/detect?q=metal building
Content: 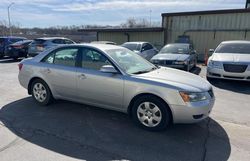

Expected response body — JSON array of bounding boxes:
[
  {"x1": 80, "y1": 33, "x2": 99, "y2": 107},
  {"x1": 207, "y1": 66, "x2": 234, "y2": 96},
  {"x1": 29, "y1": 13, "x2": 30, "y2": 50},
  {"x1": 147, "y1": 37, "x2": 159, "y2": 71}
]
[
  {"x1": 162, "y1": 9, "x2": 250, "y2": 60},
  {"x1": 79, "y1": 9, "x2": 250, "y2": 61},
  {"x1": 79, "y1": 28, "x2": 164, "y2": 49}
]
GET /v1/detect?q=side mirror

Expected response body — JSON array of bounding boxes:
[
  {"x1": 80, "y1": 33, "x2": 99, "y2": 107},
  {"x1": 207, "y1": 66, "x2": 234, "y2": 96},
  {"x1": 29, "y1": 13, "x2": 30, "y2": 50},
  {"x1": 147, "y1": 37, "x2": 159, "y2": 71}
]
[
  {"x1": 100, "y1": 65, "x2": 118, "y2": 74},
  {"x1": 209, "y1": 49, "x2": 215, "y2": 53}
]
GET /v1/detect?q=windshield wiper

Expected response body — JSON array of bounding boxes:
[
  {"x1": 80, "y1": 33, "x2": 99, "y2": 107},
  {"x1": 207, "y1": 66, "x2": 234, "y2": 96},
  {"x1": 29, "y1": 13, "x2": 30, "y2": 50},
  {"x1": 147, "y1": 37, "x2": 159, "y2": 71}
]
[{"x1": 132, "y1": 67, "x2": 158, "y2": 74}]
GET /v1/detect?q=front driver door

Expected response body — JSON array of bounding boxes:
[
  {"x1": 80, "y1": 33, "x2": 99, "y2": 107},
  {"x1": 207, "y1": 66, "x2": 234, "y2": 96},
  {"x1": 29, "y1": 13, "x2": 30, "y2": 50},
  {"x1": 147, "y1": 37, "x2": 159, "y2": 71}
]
[{"x1": 76, "y1": 47, "x2": 124, "y2": 110}]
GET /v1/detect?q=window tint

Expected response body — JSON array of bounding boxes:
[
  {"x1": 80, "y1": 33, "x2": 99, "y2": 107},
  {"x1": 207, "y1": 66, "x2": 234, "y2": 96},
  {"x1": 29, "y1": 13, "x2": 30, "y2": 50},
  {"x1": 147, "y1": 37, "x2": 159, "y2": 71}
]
[
  {"x1": 81, "y1": 48, "x2": 111, "y2": 70},
  {"x1": 64, "y1": 39, "x2": 74, "y2": 44},
  {"x1": 43, "y1": 53, "x2": 54, "y2": 64},
  {"x1": 122, "y1": 43, "x2": 141, "y2": 51},
  {"x1": 215, "y1": 43, "x2": 250, "y2": 54},
  {"x1": 42, "y1": 48, "x2": 78, "y2": 66},
  {"x1": 52, "y1": 39, "x2": 64, "y2": 44},
  {"x1": 54, "y1": 48, "x2": 78, "y2": 67},
  {"x1": 142, "y1": 43, "x2": 153, "y2": 51}
]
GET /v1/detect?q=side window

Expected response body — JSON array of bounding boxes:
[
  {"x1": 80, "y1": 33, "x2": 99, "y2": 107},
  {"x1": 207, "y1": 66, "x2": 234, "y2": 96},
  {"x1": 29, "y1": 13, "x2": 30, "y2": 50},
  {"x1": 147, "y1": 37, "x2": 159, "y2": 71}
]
[
  {"x1": 54, "y1": 48, "x2": 78, "y2": 67},
  {"x1": 52, "y1": 39, "x2": 63, "y2": 44},
  {"x1": 81, "y1": 48, "x2": 111, "y2": 71},
  {"x1": 64, "y1": 39, "x2": 74, "y2": 44},
  {"x1": 142, "y1": 43, "x2": 153, "y2": 51},
  {"x1": 42, "y1": 48, "x2": 78, "y2": 67},
  {"x1": 43, "y1": 53, "x2": 55, "y2": 64}
]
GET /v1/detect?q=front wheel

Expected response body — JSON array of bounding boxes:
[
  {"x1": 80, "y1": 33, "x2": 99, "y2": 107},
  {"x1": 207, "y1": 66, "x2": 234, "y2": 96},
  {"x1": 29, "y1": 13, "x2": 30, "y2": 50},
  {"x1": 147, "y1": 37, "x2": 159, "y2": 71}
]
[
  {"x1": 31, "y1": 79, "x2": 53, "y2": 106},
  {"x1": 132, "y1": 96, "x2": 171, "y2": 131}
]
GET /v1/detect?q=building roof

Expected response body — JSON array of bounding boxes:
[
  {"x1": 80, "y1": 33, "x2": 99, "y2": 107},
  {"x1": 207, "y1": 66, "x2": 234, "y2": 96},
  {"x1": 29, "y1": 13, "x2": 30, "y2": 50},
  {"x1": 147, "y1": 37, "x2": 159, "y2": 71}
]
[
  {"x1": 78, "y1": 27, "x2": 163, "y2": 32},
  {"x1": 162, "y1": 8, "x2": 250, "y2": 17}
]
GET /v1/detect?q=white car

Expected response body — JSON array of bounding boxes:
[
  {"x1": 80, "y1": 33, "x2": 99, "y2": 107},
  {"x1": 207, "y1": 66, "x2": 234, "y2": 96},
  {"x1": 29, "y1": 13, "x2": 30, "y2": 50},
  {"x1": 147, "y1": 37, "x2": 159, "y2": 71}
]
[
  {"x1": 121, "y1": 42, "x2": 158, "y2": 60},
  {"x1": 207, "y1": 41, "x2": 250, "y2": 81}
]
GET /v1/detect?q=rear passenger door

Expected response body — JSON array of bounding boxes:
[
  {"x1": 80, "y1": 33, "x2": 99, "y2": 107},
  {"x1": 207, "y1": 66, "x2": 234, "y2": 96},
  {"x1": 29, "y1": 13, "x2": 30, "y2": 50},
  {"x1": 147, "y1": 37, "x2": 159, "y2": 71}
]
[{"x1": 41, "y1": 47, "x2": 79, "y2": 99}]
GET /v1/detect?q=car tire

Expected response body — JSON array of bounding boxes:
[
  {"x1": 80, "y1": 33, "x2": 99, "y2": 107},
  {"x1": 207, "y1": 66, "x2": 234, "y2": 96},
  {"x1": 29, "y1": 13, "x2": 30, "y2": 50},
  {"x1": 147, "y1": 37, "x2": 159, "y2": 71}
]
[
  {"x1": 184, "y1": 64, "x2": 190, "y2": 71},
  {"x1": 31, "y1": 79, "x2": 53, "y2": 106},
  {"x1": 131, "y1": 95, "x2": 171, "y2": 131}
]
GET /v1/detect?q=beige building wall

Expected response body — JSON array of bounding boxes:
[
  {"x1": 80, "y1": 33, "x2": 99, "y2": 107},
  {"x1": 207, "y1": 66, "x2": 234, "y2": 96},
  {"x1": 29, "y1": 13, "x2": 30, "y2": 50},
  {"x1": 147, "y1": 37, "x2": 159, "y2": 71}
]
[
  {"x1": 163, "y1": 12, "x2": 250, "y2": 60},
  {"x1": 98, "y1": 31, "x2": 164, "y2": 49}
]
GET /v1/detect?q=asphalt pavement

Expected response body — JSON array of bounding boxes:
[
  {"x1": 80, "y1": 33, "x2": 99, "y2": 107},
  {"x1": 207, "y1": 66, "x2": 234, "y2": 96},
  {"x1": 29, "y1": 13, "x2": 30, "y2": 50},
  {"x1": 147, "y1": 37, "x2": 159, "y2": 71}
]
[{"x1": 0, "y1": 58, "x2": 249, "y2": 161}]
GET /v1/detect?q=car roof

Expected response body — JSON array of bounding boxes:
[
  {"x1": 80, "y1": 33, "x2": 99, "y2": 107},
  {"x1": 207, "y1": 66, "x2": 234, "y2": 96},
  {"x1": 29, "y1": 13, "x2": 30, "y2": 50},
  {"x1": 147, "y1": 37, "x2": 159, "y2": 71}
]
[
  {"x1": 221, "y1": 40, "x2": 250, "y2": 44},
  {"x1": 35, "y1": 37, "x2": 69, "y2": 40},
  {"x1": 167, "y1": 43, "x2": 190, "y2": 45},
  {"x1": 123, "y1": 42, "x2": 148, "y2": 45},
  {"x1": 0, "y1": 36, "x2": 26, "y2": 39}
]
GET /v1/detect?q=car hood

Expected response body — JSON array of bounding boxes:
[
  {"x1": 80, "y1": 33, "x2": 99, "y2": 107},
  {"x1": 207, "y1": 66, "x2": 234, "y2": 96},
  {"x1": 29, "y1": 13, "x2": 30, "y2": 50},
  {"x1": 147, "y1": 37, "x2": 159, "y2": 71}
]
[
  {"x1": 151, "y1": 53, "x2": 189, "y2": 61},
  {"x1": 133, "y1": 67, "x2": 211, "y2": 92},
  {"x1": 211, "y1": 53, "x2": 250, "y2": 63}
]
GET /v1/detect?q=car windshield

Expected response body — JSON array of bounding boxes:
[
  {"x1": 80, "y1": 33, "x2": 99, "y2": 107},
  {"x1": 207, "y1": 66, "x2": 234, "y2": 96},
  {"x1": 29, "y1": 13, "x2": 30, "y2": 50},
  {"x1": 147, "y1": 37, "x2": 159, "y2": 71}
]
[
  {"x1": 121, "y1": 43, "x2": 141, "y2": 51},
  {"x1": 160, "y1": 44, "x2": 189, "y2": 54},
  {"x1": 106, "y1": 48, "x2": 157, "y2": 74},
  {"x1": 215, "y1": 43, "x2": 250, "y2": 54}
]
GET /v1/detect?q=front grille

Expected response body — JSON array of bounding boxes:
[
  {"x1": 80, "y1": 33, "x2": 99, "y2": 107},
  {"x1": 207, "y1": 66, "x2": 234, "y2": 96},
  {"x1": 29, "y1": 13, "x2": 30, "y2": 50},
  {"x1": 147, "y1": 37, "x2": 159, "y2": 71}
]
[
  {"x1": 165, "y1": 60, "x2": 173, "y2": 65},
  {"x1": 223, "y1": 64, "x2": 247, "y2": 73},
  {"x1": 208, "y1": 89, "x2": 214, "y2": 98}
]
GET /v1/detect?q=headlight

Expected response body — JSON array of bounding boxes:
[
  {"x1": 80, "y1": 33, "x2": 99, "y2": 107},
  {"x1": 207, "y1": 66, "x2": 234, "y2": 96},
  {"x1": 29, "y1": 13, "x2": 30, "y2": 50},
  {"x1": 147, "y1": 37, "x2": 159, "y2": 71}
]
[
  {"x1": 173, "y1": 61, "x2": 185, "y2": 65},
  {"x1": 179, "y1": 92, "x2": 208, "y2": 102},
  {"x1": 208, "y1": 60, "x2": 222, "y2": 69}
]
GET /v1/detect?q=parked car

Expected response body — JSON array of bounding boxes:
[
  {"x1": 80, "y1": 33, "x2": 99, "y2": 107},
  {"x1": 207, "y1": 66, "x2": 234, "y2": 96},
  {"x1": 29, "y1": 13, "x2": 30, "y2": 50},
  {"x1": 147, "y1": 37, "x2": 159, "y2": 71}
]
[
  {"x1": 0, "y1": 36, "x2": 27, "y2": 58},
  {"x1": 207, "y1": 41, "x2": 250, "y2": 81},
  {"x1": 151, "y1": 43, "x2": 197, "y2": 71},
  {"x1": 5, "y1": 40, "x2": 33, "y2": 60},
  {"x1": 18, "y1": 44, "x2": 214, "y2": 131},
  {"x1": 121, "y1": 42, "x2": 158, "y2": 60},
  {"x1": 28, "y1": 37, "x2": 75, "y2": 57},
  {"x1": 90, "y1": 41, "x2": 117, "y2": 45}
]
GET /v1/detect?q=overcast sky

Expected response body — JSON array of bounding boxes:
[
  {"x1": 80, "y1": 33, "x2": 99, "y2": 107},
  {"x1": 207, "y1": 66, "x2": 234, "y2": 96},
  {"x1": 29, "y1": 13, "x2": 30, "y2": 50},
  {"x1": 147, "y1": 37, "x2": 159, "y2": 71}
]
[{"x1": 0, "y1": 0, "x2": 246, "y2": 28}]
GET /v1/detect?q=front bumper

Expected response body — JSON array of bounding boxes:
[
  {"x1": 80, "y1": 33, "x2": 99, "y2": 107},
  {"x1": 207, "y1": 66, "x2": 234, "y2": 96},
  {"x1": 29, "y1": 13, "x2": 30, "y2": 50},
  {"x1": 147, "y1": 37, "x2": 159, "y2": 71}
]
[
  {"x1": 207, "y1": 67, "x2": 250, "y2": 81},
  {"x1": 170, "y1": 98, "x2": 215, "y2": 123}
]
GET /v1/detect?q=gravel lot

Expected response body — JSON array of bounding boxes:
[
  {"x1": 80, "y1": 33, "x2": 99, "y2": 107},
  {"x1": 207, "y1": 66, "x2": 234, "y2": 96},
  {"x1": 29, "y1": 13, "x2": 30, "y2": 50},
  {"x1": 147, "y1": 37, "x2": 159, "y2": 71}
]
[{"x1": 0, "y1": 58, "x2": 250, "y2": 161}]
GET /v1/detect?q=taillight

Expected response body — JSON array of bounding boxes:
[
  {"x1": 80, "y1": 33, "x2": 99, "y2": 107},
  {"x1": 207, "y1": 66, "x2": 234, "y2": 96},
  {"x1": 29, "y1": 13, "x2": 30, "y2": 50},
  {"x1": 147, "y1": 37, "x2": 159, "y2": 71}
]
[
  {"x1": 18, "y1": 63, "x2": 23, "y2": 71},
  {"x1": 13, "y1": 45, "x2": 24, "y2": 49}
]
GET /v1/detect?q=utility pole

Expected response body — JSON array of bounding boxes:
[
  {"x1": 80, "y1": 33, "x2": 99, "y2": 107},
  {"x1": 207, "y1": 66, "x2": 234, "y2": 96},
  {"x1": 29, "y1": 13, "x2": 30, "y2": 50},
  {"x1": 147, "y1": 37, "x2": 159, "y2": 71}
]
[
  {"x1": 150, "y1": 10, "x2": 152, "y2": 27},
  {"x1": 8, "y1": 2, "x2": 14, "y2": 36}
]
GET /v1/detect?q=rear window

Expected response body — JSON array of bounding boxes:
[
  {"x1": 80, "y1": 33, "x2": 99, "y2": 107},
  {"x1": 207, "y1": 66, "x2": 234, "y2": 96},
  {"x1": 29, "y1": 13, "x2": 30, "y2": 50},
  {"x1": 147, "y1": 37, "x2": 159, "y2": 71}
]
[
  {"x1": 122, "y1": 43, "x2": 141, "y2": 51},
  {"x1": 52, "y1": 39, "x2": 64, "y2": 44},
  {"x1": 33, "y1": 39, "x2": 46, "y2": 45},
  {"x1": 215, "y1": 43, "x2": 250, "y2": 54}
]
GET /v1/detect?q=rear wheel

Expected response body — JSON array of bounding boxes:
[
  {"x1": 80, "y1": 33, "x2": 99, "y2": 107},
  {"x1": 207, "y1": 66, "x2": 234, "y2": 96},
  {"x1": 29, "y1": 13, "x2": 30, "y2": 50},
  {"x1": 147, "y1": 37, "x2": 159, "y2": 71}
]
[
  {"x1": 132, "y1": 95, "x2": 171, "y2": 131},
  {"x1": 31, "y1": 79, "x2": 53, "y2": 106}
]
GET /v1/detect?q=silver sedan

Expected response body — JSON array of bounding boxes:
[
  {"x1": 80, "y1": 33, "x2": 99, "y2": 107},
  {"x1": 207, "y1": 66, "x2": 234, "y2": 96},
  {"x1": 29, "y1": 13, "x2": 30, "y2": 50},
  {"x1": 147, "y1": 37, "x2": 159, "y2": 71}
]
[
  {"x1": 207, "y1": 41, "x2": 250, "y2": 81},
  {"x1": 18, "y1": 44, "x2": 215, "y2": 131}
]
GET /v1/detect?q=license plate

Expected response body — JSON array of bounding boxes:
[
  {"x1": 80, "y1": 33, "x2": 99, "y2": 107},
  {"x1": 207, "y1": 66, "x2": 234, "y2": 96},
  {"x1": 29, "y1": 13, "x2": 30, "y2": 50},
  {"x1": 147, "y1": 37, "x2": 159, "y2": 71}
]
[{"x1": 37, "y1": 46, "x2": 44, "y2": 51}]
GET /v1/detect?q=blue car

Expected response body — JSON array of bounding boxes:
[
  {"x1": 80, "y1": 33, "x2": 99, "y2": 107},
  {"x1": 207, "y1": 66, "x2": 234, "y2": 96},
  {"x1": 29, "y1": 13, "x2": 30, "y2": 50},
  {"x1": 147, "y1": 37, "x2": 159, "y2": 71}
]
[{"x1": 0, "y1": 36, "x2": 27, "y2": 58}]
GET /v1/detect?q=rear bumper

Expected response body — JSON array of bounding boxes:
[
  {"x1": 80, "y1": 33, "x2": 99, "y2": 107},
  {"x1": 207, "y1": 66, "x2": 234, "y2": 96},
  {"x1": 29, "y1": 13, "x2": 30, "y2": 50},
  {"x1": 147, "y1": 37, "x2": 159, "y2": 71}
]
[
  {"x1": 170, "y1": 98, "x2": 215, "y2": 123},
  {"x1": 207, "y1": 67, "x2": 250, "y2": 81}
]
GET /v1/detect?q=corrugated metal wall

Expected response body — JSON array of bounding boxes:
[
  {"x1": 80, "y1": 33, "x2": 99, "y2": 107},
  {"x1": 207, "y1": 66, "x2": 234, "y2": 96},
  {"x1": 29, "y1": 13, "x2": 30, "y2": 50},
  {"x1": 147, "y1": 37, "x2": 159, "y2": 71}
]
[
  {"x1": 163, "y1": 12, "x2": 250, "y2": 60},
  {"x1": 98, "y1": 31, "x2": 164, "y2": 49}
]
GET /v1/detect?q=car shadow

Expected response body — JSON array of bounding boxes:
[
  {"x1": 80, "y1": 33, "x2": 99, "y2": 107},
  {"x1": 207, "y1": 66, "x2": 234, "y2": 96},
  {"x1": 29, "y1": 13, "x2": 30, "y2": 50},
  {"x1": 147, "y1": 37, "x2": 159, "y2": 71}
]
[
  {"x1": 208, "y1": 78, "x2": 250, "y2": 94},
  {"x1": 0, "y1": 58, "x2": 22, "y2": 63},
  {"x1": 190, "y1": 66, "x2": 201, "y2": 75},
  {"x1": 0, "y1": 97, "x2": 231, "y2": 161}
]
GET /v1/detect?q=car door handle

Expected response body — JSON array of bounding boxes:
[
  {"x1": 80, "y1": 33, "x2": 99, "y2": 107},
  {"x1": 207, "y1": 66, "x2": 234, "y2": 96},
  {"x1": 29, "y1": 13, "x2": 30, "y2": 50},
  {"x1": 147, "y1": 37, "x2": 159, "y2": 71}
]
[{"x1": 78, "y1": 73, "x2": 87, "y2": 80}]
